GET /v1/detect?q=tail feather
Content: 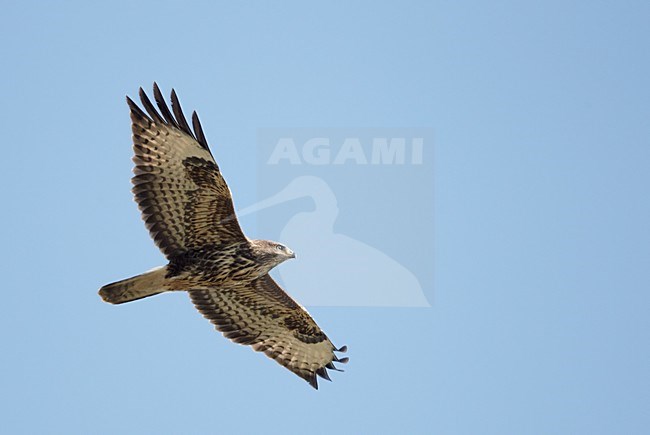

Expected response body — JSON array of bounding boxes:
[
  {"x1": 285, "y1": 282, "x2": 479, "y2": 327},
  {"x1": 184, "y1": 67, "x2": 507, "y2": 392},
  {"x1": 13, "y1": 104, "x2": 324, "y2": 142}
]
[{"x1": 99, "y1": 266, "x2": 169, "y2": 304}]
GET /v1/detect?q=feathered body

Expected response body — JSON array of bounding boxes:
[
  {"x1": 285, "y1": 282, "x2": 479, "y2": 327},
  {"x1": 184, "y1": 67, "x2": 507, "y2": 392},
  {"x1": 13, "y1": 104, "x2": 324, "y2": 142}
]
[{"x1": 99, "y1": 84, "x2": 347, "y2": 389}]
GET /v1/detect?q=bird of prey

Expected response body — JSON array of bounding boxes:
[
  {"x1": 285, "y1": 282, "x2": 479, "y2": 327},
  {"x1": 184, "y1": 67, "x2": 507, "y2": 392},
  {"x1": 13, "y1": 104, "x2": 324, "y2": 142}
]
[{"x1": 99, "y1": 83, "x2": 347, "y2": 389}]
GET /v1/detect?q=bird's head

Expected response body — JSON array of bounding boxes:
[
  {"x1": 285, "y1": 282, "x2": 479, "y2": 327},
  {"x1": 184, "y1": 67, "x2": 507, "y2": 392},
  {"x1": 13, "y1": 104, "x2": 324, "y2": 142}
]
[{"x1": 250, "y1": 239, "x2": 296, "y2": 271}]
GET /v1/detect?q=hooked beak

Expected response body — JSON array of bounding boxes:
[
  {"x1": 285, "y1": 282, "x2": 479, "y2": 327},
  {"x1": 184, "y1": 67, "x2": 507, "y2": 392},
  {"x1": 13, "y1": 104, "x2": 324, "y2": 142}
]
[{"x1": 289, "y1": 251, "x2": 296, "y2": 259}]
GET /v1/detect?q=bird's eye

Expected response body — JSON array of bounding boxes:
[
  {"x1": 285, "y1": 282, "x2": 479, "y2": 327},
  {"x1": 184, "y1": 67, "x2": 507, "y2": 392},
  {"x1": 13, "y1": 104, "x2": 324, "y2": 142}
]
[{"x1": 276, "y1": 245, "x2": 284, "y2": 251}]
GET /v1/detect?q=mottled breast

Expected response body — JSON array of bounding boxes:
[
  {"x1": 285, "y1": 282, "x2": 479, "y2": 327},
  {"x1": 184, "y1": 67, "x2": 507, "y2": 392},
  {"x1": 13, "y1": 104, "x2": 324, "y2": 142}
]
[{"x1": 166, "y1": 242, "x2": 264, "y2": 285}]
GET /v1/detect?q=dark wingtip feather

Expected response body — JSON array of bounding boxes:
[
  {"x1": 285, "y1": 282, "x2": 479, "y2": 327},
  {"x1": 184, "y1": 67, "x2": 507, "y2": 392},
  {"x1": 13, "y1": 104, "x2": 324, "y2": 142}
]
[
  {"x1": 138, "y1": 87, "x2": 164, "y2": 123},
  {"x1": 326, "y1": 362, "x2": 344, "y2": 372},
  {"x1": 152, "y1": 83, "x2": 179, "y2": 128},
  {"x1": 126, "y1": 96, "x2": 149, "y2": 120},
  {"x1": 331, "y1": 345, "x2": 349, "y2": 368},
  {"x1": 133, "y1": 85, "x2": 212, "y2": 153},
  {"x1": 316, "y1": 367, "x2": 332, "y2": 382},
  {"x1": 170, "y1": 89, "x2": 195, "y2": 139},
  {"x1": 308, "y1": 375, "x2": 319, "y2": 390},
  {"x1": 191, "y1": 111, "x2": 211, "y2": 152}
]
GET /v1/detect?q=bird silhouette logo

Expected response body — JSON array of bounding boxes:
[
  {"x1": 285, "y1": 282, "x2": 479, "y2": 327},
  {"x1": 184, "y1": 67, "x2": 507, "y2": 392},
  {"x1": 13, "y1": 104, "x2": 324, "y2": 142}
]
[{"x1": 238, "y1": 175, "x2": 430, "y2": 306}]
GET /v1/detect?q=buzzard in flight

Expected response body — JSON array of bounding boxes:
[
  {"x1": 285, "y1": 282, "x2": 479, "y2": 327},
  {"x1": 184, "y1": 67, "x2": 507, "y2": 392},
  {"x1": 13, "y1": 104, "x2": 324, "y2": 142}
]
[{"x1": 99, "y1": 84, "x2": 347, "y2": 389}]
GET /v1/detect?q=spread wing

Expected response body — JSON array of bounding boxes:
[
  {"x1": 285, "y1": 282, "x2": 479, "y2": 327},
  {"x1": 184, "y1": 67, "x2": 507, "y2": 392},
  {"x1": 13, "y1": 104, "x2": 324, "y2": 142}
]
[
  {"x1": 127, "y1": 83, "x2": 246, "y2": 259},
  {"x1": 188, "y1": 274, "x2": 348, "y2": 389}
]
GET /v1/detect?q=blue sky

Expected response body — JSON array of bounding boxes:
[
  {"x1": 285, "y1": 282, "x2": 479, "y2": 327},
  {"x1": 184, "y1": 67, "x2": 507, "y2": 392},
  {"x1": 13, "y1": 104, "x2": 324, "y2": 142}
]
[{"x1": 1, "y1": 1, "x2": 649, "y2": 434}]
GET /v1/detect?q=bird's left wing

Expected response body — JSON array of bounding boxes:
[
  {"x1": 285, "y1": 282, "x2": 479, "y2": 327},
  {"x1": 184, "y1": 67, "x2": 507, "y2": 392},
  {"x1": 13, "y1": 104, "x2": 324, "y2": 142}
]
[
  {"x1": 189, "y1": 274, "x2": 348, "y2": 389},
  {"x1": 128, "y1": 83, "x2": 247, "y2": 260}
]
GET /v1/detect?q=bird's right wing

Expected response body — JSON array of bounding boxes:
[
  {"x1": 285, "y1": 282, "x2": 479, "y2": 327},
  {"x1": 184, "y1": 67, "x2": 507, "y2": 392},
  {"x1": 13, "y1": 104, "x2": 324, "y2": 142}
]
[
  {"x1": 128, "y1": 83, "x2": 247, "y2": 259},
  {"x1": 188, "y1": 274, "x2": 348, "y2": 389}
]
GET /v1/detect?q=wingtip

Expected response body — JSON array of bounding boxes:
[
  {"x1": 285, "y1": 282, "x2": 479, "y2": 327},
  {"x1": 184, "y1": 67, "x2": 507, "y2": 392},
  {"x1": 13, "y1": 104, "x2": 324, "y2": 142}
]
[
  {"x1": 191, "y1": 110, "x2": 211, "y2": 152},
  {"x1": 325, "y1": 362, "x2": 344, "y2": 372},
  {"x1": 332, "y1": 347, "x2": 350, "y2": 365},
  {"x1": 170, "y1": 88, "x2": 195, "y2": 139},
  {"x1": 308, "y1": 375, "x2": 319, "y2": 390},
  {"x1": 126, "y1": 95, "x2": 149, "y2": 121},
  {"x1": 316, "y1": 367, "x2": 332, "y2": 382}
]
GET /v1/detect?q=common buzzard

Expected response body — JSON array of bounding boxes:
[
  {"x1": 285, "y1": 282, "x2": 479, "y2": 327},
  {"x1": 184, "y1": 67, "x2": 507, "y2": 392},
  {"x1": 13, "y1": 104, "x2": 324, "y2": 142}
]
[{"x1": 99, "y1": 84, "x2": 347, "y2": 389}]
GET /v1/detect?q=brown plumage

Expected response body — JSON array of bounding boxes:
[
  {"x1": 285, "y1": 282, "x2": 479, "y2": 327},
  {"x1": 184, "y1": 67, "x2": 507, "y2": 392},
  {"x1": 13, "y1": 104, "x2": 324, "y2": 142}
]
[{"x1": 99, "y1": 83, "x2": 347, "y2": 389}]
